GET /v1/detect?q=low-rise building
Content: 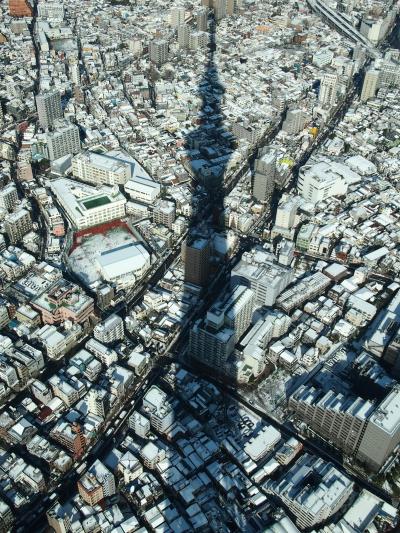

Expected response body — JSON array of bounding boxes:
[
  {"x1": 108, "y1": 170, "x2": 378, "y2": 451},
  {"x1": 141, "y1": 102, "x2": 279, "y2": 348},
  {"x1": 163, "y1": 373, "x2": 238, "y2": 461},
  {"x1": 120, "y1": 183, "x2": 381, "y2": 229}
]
[{"x1": 32, "y1": 279, "x2": 93, "y2": 325}]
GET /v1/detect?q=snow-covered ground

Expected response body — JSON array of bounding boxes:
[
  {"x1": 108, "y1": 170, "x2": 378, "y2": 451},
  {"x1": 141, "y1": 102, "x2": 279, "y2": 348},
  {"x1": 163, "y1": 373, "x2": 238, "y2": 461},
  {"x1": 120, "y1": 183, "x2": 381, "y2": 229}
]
[{"x1": 68, "y1": 227, "x2": 137, "y2": 287}]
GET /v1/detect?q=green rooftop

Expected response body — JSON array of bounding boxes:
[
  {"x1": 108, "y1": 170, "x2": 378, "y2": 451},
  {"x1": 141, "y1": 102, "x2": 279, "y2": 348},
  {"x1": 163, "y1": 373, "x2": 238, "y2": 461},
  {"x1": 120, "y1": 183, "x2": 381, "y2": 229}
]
[{"x1": 82, "y1": 196, "x2": 111, "y2": 210}]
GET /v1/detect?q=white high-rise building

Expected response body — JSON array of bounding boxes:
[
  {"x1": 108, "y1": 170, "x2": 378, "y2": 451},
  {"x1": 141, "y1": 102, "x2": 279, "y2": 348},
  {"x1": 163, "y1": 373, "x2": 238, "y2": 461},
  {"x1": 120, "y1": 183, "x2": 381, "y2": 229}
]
[
  {"x1": 93, "y1": 314, "x2": 124, "y2": 344},
  {"x1": 178, "y1": 24, "x2": 190, "y2": 49},
  {"x1": 290, "y1": 385, "x2": 400, "y2": 472},
  {"x1": 189, "y1": 31, "x2": 208, "y2": 50},
  {"x1": 36, "y1": 91, "x2": 63, "y2": 129},
  {"x1": 0, "y1": 302, "x2": 9, "y2": 329},
  {"x1": 0, "y1": 184, "x2": 18, "y2": 211},
  {"x1": 170, "y1": 5, "x2": 185, "y2": 27},
  {"x1": 379, "y1": 53, "x2": 400, "y2": 88},
  {"x1": 87, "y1": 388, "x2": 106, "y2": 418},
  {"x1": 214, "y1": 0, "x2": 226, "y2": 20},
  {"x1": 318, "y1": 72, "x2": 339, "y2": 108},
  {"x1": 361, "y1": 69, "x2": 380, "y2": 102},
  {"x1": 149, "y1": 40, "x2": 168, "y2": 66},
  {"x1": 356, "y1": 388, "x2": 400, "y2": 472},
  {"x1": 266, "y1": 454, "x2": 353, "y2": 530},
  {"x1": 45, "y1": 120, "x2": 80, "y2": 161},
  {"x1": 0, "y1": 357, "x2": 19, "y2": 388},
  {"x1": 5, "y1": 209, "x2": 32, "y2": 243},
  {"x1": 195, "y1": 7, "x2": 208, "y2": 31},
  {"x1": 153, "y1": 200, "x2": 176, "y2": 229},
  {"x1": 231, "y1": 248, "x2": 293, "y2": 307},
  {"x1": 274, "y1": 197, "x2": 302, "y2": 231}
]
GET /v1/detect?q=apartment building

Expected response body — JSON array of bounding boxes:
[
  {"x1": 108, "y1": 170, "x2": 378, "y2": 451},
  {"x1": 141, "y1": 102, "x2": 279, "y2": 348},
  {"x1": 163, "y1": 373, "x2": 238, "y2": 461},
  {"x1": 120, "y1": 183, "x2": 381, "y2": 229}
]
[
  {"x1": 5, "y1": 209, "x2": 32, "y2": 243},
  {"x1": 45, "y1": 120, "x2": 80, "y2": 161},
  {"x1": 72, "y1": 150, "x2": 135, "y2": 186},
  {"x1": 290, "y1": 385, "x2": 400, "y2": 472},
  {"x1": 142, "y1": 386, "x2": 174, "y2": 433},
  {"x1": 78, "y1": 460, "x2": 116, "y2": 506},
  {"x1": 232, "y1": 248, "x2": 293, "y2": 307},
  {"x1": 190, "y1": 285, "x2": 255, "y2": 368},
  {"x1": 93, "y1": 314, "x2": 124, "y2": 344}
]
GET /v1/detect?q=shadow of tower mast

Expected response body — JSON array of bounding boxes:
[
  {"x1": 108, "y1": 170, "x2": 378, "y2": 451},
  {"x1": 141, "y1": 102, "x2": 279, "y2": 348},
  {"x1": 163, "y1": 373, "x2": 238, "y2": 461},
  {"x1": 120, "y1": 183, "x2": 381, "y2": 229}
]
[{"x1": 183, "y1": 13, "x2": 235, "y2": 289}]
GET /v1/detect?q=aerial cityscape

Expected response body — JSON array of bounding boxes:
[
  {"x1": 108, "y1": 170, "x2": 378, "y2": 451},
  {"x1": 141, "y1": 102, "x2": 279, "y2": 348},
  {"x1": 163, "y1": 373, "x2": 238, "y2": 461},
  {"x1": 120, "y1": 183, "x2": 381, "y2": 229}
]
[{"x1": 0, "y1": 0, "x2": 400, "y2": 531}]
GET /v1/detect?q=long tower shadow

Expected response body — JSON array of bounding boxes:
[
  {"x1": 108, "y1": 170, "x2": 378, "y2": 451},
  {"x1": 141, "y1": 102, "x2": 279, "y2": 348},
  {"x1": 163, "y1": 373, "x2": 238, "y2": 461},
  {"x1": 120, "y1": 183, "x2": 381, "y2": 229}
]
[
  {"x1": 183, "y1": 15, "x2": 232, "y2": 234},
  {"x1": 181, "y1": 14, "x2": 234, "y2": 301},
  {"x1": 178, "y1": 14, "x2": 261, "y2": 533}
]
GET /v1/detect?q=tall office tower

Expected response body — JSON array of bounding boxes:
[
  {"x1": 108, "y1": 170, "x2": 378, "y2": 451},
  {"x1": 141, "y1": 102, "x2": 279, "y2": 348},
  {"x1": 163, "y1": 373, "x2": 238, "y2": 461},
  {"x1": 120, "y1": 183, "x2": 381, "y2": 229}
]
[
  {"x1": 170, "y1": 5, "x2": 185, "y2": 27},
  {"x1": 182, "y1": 236, "x2": 210, "y2": 287},
  {"x1": 36, "y1": 91, "x2": 63, "y2": 129},
  {"x1": 8, "y1": 0, "x2": 32, "y2": 17},
  {"x1": 196, "y1": 7, "x2": 208, "y2": 31},
  {"x1": 361, "y1": 69, "x2": 380, "y2": 102},
  {"x1": 0, "y1": 184, "x2": 18, "y2": 211},
  {"x1": 68, "y1": 58, "x2": 80, "y2": 85},
  {"x1": 45, "y1": 119, "x2": 80, "y2": 161},
  {"x1": 318, "y1": 72, "x2": 339, "y2": 108},
  {"x1": 178, "y1": 24, "x2": 190, "y2": 49},
  {"x1": 5, "y1": 209, "x2": 32, "y2": 243},
  {"x1": 231, "y1": 247, "x2": 293, "y2": 307},
  {"x1": 214, "y1": 0, "x2": 226, "y2": 20},
  {"x1": 253, "y1": 149, "x2": 276, "y2": 203},
  {"x1": 149, "y1": 39, "x2": 168, "y2": 67},
  {"x1": 282, "y1": 108, "x2": 309, "y2": 134},
  {"x1": 189, "y1": 285, "x2": 255, "y2": 368}
]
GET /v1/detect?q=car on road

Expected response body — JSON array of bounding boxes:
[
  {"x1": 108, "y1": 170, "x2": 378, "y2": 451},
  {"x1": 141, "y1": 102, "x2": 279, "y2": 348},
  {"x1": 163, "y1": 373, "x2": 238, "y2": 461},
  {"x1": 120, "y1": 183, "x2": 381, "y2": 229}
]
[{"x1": 76, "y1": 462, "x2": 87, "y2": 475}]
